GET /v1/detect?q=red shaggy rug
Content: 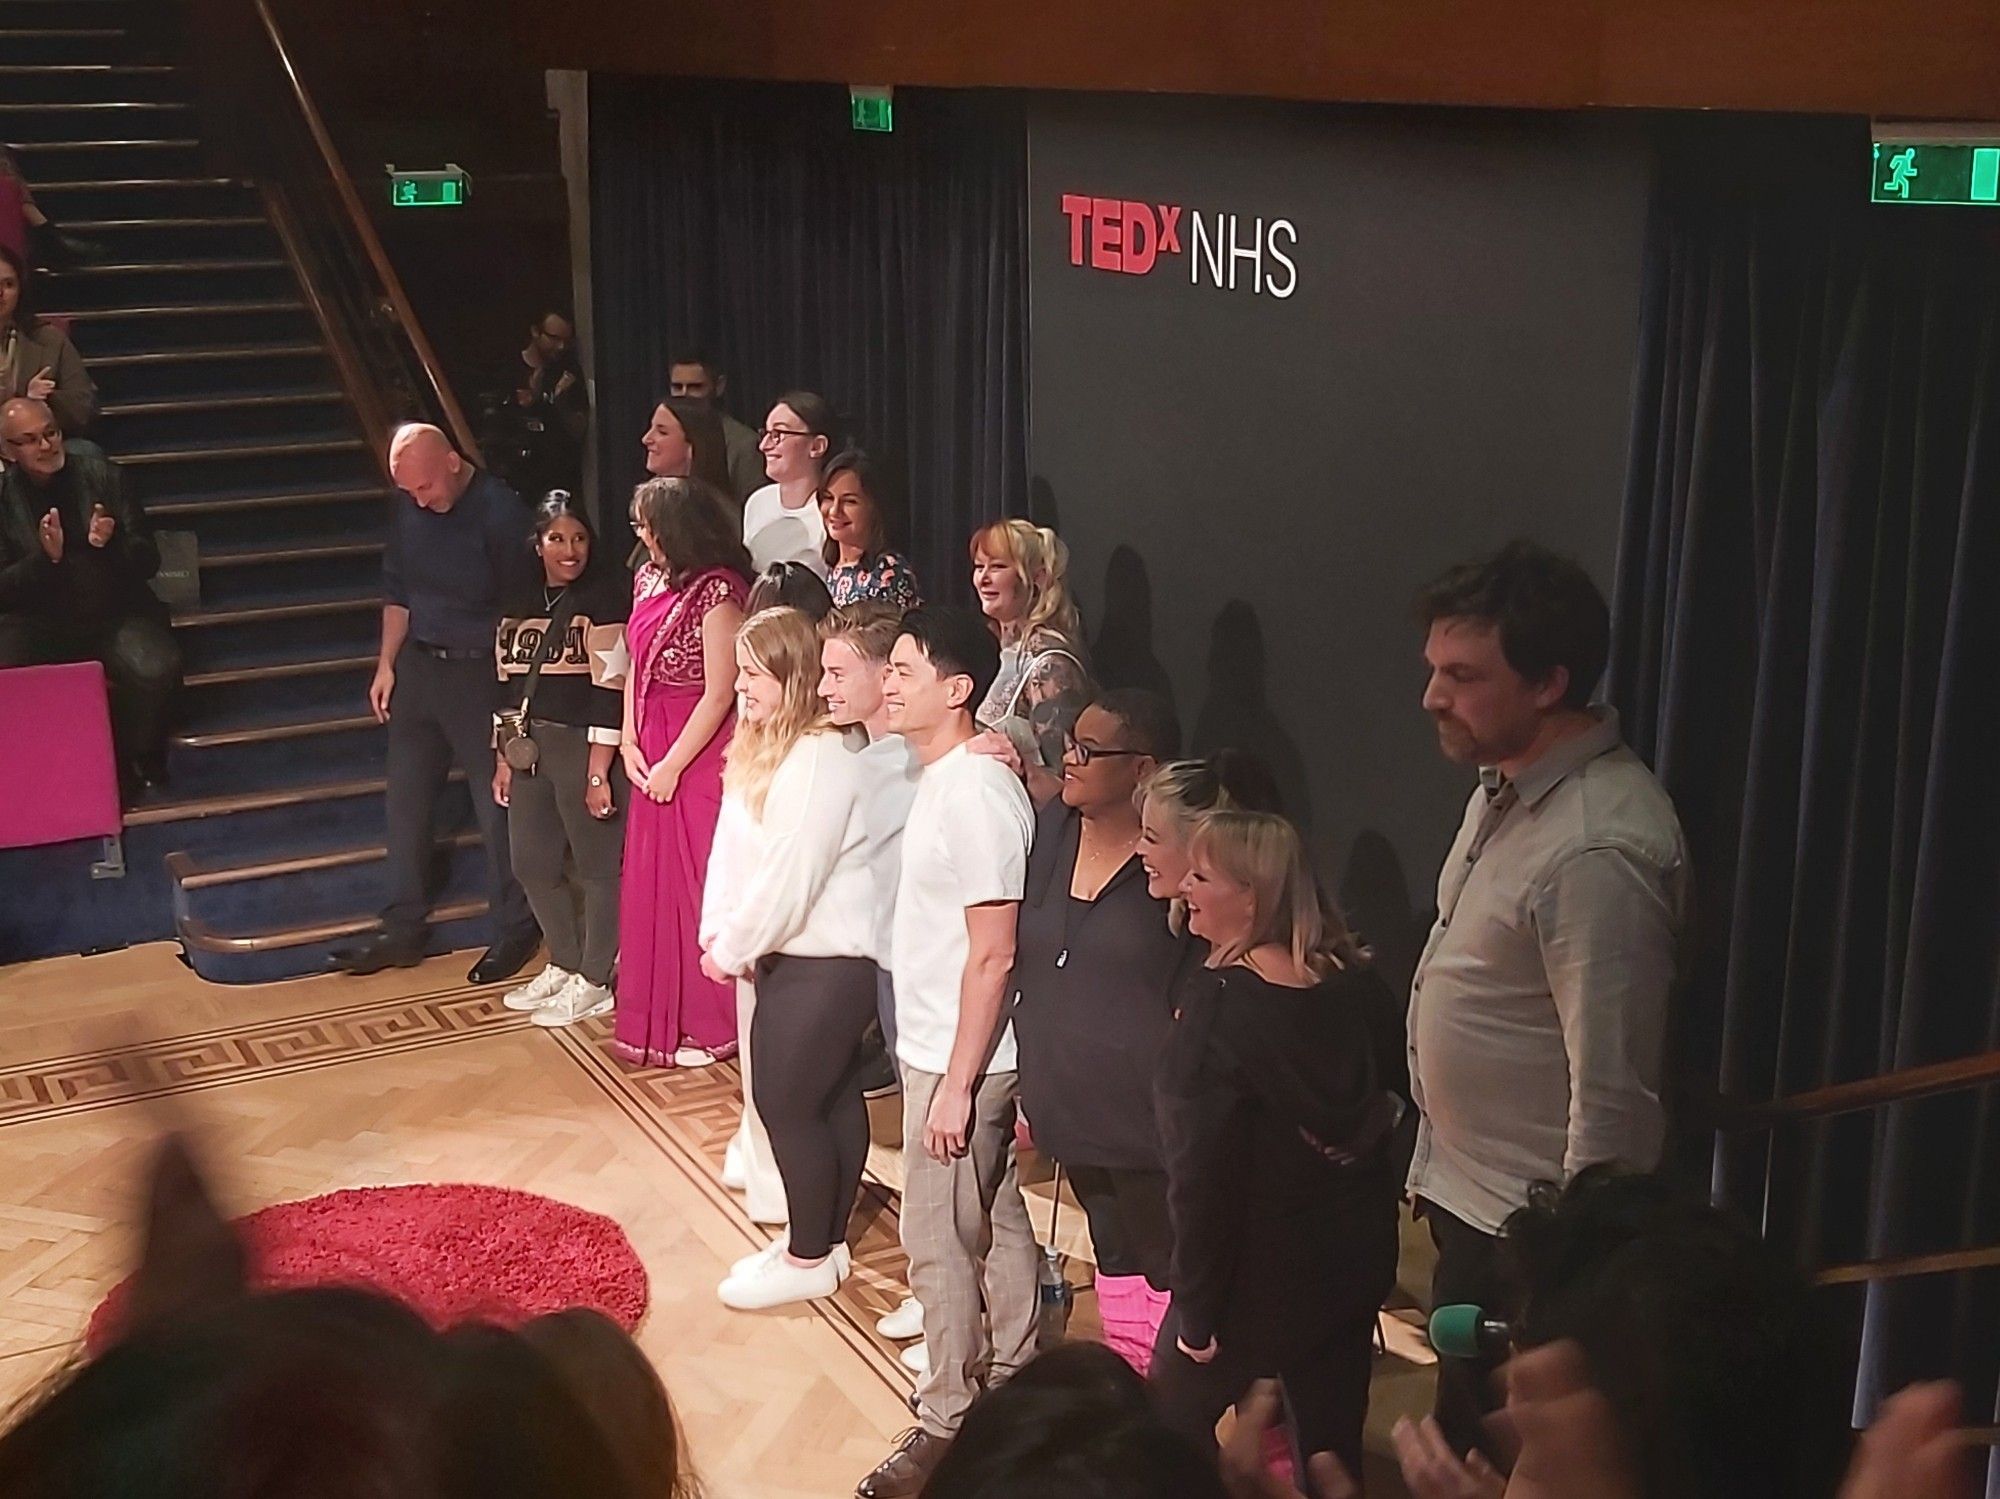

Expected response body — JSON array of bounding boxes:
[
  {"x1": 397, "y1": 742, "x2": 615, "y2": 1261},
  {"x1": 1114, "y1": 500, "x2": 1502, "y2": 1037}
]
[{"x1": 86, "y1": 1184, "x2": 648, "y2": 1354}]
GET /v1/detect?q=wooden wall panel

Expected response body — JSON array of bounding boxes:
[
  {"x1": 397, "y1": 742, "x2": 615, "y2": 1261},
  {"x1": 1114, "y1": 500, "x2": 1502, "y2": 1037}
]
[{"x1": 522, "y1": 0, "x2": 2000, "y2": 120}]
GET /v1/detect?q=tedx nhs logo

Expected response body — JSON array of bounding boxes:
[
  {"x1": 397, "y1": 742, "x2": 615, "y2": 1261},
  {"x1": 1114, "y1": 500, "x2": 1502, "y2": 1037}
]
[{"x1": 1059, "y1": 193, "x2": 1299, "y2": 299}]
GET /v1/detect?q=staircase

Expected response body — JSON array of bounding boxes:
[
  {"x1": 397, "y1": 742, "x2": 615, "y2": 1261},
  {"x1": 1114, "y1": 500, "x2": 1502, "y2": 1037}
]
[{"x1": 1, "y1": 0, "x2": 493, "y2": 980}]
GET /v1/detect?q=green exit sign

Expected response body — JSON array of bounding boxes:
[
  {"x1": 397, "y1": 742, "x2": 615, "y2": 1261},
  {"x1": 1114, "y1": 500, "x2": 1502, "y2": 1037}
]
[
  {"x1": 1871, "y1": 135, "x2": 2000, "y2": 205},
  {"x1": 850, "y1": 85, "x2": 893, "y2": 133},
  {"x1": 387, "y1": 164, "x2": 469, "y2": 208}
]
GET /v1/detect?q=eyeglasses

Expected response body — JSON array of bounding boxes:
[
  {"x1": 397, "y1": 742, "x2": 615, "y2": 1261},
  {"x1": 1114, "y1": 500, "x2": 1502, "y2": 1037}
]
[
  {"x1": 1063, "y1": 736, "x2": 1143, "y2": 766},
  {"x1": 758, "y1": 426, "x2": 810, "y2": 445}
]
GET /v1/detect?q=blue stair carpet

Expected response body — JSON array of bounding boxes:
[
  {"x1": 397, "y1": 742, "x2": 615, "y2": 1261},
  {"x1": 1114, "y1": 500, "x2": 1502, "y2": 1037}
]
[{"x1": 0, "y1": 12, "x2": 502, "y2": 980}]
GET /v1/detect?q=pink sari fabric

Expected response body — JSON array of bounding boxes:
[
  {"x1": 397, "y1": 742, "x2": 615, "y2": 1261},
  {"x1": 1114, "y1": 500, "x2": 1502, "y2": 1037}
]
[{"x1": 614, "y1": 564, "x2": 746, "y2": 1067}]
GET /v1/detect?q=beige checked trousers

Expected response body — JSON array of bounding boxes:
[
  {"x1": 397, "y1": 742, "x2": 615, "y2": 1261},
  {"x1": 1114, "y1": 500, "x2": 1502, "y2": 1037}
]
[{"x1": 900, "y1": 1065, "x2": 1041, "y2": 1437}]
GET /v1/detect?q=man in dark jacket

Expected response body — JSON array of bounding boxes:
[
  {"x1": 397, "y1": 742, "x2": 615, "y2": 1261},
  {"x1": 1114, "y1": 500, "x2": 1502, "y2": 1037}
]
[{"x1": 0, "y1": 396, "x2": 179, "y2": 795}]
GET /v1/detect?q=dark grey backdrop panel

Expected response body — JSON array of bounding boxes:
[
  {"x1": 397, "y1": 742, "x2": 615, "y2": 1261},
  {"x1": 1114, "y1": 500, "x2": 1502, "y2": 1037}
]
[{"x1": 1026, "y1": 95, "x2": 1649, "y2": 976}]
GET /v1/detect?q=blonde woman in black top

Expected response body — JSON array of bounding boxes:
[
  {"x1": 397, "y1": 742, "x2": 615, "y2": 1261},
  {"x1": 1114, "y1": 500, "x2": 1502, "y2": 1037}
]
[
  {"x1": 1151, "y1": 810, "x2": 1402, "y2": 1483},
  {"x1": 494, "y1": 493, "x2": 631, "y2": 1026}
]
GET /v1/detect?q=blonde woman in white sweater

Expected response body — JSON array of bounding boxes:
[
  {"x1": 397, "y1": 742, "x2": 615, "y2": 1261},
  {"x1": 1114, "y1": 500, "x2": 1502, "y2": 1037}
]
[{"x1": 702, "y1": 606, "x2": 886, "y2": 1310}]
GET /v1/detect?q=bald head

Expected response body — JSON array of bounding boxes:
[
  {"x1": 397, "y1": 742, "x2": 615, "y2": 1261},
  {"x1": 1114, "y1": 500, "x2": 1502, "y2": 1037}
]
[
  {"x1": 0, "y1": 397, "x2": 65, "y2": 481},
  {"x1": 387, "y1": 423, "x2": 469, "y2": 511}
]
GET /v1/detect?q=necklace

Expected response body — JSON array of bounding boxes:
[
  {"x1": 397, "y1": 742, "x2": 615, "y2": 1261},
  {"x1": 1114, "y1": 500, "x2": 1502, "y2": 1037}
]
[{"x1": 543, "y1": 583, "x2": 569, "y2": 612}]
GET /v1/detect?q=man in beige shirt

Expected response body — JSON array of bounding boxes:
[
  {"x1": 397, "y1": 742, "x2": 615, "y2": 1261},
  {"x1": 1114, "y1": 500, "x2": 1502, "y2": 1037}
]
[{"x1": 1407, "y1": 540, "x2": 1689, "y2": 1456}]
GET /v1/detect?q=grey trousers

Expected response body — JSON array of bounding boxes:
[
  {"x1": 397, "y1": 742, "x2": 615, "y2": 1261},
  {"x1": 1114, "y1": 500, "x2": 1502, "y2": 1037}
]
[
  {"x1": 505, "y1": 720, "x2": 623, "y2": 985},
  {"x1": 900, "y1": 1066, "x2": 1041, "y2": 1438}
]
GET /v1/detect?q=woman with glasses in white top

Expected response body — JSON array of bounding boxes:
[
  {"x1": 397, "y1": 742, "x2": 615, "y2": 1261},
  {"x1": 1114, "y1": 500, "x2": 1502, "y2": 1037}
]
[{"x1": 742, "y1": 391, "x2": 836, "y2": 576}]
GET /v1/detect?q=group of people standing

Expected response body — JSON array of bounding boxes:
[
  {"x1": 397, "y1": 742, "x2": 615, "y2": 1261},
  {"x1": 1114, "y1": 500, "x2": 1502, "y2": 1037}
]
[{"x1": 335, "y1": 357, "x2": 1689, "y2": 1499}]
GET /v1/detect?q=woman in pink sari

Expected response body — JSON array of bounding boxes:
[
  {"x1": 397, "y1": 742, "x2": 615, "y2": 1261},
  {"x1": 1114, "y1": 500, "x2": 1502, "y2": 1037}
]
[{"x1": 616, "y1": 476, "x2": 751, "y2": 1067}]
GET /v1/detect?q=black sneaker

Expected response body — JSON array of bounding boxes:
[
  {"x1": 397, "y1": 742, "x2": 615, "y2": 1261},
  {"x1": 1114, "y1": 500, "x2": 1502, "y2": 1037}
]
[
  {"x1": 469, "y1": 929, "x2": 542, "y2": 985},
  {"x1": 326, "y1": 935, "x2": 425, "y2": 976}
]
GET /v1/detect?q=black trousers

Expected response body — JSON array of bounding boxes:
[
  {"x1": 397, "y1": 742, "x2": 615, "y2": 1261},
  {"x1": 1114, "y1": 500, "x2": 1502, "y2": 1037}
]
[
  {"x1": 1066, "y1": 1164, "x2": 1172, "y2": 1288},
  {"x1": 506, "y1": 720, "x2": 623, "y2": 985},
  {"x1": 750, "y1": 953, "x2": 881, "y2": 1261},
  {"x1": 381, "y1": 645, "x2": 535, "y2": 947},
  {"x1": 0, "y1": 611, "x2": 180, "y2": 769},
  {"x1": 1419, "y1": 1197, "x2": 1506, "y2": 1460},
  {"x1": 1151, "y1": 1303, "x2": 1379, "y2": 1486}
]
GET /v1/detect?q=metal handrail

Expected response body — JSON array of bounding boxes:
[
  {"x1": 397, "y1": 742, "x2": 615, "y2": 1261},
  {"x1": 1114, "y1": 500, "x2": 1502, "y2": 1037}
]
[{"x1": 246, "y1": 0, "x2": 482, "y2": 463}]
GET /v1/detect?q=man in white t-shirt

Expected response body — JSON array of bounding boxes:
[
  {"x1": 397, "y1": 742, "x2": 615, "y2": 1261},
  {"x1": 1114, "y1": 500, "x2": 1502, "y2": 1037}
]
[{"x1": 855, "y1": 606, "x2": 1037, "y2": 1499}]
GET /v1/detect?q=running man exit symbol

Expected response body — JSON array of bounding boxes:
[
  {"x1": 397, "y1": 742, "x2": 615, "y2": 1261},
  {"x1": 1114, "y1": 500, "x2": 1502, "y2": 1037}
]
[{"x1": 1882, "y1": 147, "x2": 1919, "y2": 199}]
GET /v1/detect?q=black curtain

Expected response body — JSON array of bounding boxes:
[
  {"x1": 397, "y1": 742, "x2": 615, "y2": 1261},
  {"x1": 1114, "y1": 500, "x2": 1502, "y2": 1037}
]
[
  {"x1": 1609, "y1": 117, "x2": 1999, "y2": 1440},
  {"x1": 586, "y1": 76, "x2": 1029, "y2": 598}
]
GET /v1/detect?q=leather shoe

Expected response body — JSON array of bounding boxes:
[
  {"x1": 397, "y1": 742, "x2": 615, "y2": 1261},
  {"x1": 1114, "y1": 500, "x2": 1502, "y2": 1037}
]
[
  {"x1": 469, "y1": 931, "x2": 541, "y2": 986},
  {"x1": 855, "y1": 1428, "x2": 947, "y2": 1498},
  {"x1": 326, "y1": 935, "x2": 425, "y2": 976}
]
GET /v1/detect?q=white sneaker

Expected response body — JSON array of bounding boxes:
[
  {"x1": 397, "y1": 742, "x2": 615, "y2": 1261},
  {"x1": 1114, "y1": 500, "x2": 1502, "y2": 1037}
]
[
  {"x1": 721, "y1": 1136, "x2": 747, "y2": 1191},
  {"x1": 673, "y1": 1046, "x2": 721, "y2": 1068},
  {"x1": 718, "y1": 1248, "x2": 845, "y2": 1310},
  {"x1": 504, "y1": 963, "x2": 573, "y2": 1011},
  {"x1": 876, "y1": 1296, "x2": 925, "y2": 1341},
  {"x1": 531, "y1": 974, "x2": 615, "y2": 1028},
  {"x1": 731, "y1": 1240, "x2": 850, "y2": 1279},
  {"x1": 900, "y1": 1341, "x2": 929, "y2": 1375}
]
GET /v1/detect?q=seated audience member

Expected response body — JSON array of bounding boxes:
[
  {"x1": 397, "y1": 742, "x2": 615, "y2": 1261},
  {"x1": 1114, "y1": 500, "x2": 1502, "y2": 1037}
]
[
  {"x1": 919, "y1": 1342, "x2": 1227, "y2": 1499},
  {"x1": 0, "y1": 147, "x2": 102, "y2": 269},
  {"x1": 494, "y1": 492, "x2": 630, "y2": 1028},
  {"x1": 746, "y1": 558, "x2": 835, "y2": 621},
  {"x1": 518, "y1": 1309, "x2": 699, "y2": 1499},
  {"x1": 1011, "y1": 689, "x2": 1184, "y2": 1375},
  {"x1": 0, "y1": 397, "x2": 178, "y2": 794},
  {"x1": 745, "y1": 392, "x2": 837, "y2": 575},
  {"x1": 1407, "y1": 540, "x2": 1690, "y2": 1458},
  {"x1": 481, "y1": 310, "x2": 588, "y2": 502},
  {"x1": 971, "y1": 519, "x2": 1091, "y2": 802},
  {"x1": 1151, "y1": 810, "x2": 1402, "y2": 1484},
  {"x1": 1, "y1": 244, "x2": 97, "y2": 436},
  {"x1": 668, "y1": 348, "x2": 766, "y2": 501},
  {"x1": 1388, "y1": 1170, "x2": 1983, "y2": 1499},
  {"x1": 821, "y1": 448, "x2": 921, "y2": 609},
  {"x1": 0, "y1": 1137, "x2": 672, "y2": 1499},
  {"x1": 705, "y1": 606, "x2": 883, "y2": 1310}
]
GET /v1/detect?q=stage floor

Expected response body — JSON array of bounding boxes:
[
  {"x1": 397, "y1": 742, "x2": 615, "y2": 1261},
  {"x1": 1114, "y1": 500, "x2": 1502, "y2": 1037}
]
[{"x1": 0, "y1": 943, "x2": 1431, "y2": 1496}]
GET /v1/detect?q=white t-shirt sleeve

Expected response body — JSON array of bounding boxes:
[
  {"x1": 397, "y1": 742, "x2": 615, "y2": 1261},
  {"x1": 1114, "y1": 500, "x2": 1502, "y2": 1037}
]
[
  {"x1": 939, "y1": 761, "x2": 1031, "y2": 908},
  {"x1": 710, "y1": 735, "x2": 859, "y2": 974}
]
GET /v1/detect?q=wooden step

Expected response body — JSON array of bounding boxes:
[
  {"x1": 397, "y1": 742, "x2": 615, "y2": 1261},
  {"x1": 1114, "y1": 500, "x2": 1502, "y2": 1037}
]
[
  {"x1": 7, "y1": 138, "x2": 199, "y2": 152},
  {"x1": 0, "y1": 100, "x2": 189, "y2": 113},
  {"x1": 52, "y1": 258, "x2": 287, "y2": 278},
  {"x1": 200, "y1": 540, "x2": 383, "y2": 570},
  {"x1": 170, "y1": 711, "x2": 377, "y2": 750},
  {"x1": 183, "y1": 652, "x2": 374, "y2": 688},
  {"x1": 43, "y1": 299, "x2": 304, "y2": 321},
  {"x1": 0, "y1": 63, "x2": 176, "y2": 75},
  {"x1": 181, "y1": 898, "x2": 486, "y2": 955},
  {"x1": 149, "y1": 484, "x2": 382, "y2": 519},
  {"x1": 86, "y1": 341, "x2": 323, "y2": 368},
  {"x1": 171, "y1": 594, "x2": 379, "y2": 629},
  {"x1": 126, "y1": 768, "x2": 462, "y2": 827},
  {"x1": 121, "y1": 436, "x2": 365, "y2": 466},
  {"x1": 0, "y1": 30, "x2": 130, "y2": 41},
  {"x1": 102, "y1": 388, "x2": 343, "y2": 417},
  {"x1": 167, "y1": 830, "x2": 481, "y2": 889}
]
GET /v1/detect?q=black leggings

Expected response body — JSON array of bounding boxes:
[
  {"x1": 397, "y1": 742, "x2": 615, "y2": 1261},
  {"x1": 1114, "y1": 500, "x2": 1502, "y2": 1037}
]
[
  {"x1": 1151, "y1": 1304, "x2": 1379, "y2": 1485},
  {"x1": 750, "y1": 954, "x2": 881, "y2": 1260},
  {"x1": 1066, "y1": 1164, "x2": 1172, "y2": 1288}
]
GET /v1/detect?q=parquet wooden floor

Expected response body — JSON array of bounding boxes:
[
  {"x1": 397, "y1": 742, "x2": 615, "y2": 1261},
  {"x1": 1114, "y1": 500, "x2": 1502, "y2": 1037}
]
[{"x1": 0, "y1": 942, "x2": 1429, "y2": 1496}]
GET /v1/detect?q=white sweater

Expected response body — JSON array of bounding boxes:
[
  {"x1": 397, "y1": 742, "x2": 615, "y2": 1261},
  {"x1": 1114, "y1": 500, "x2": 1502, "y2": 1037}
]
[{"x1": 700, "y1": 730, "x2": 879, "y2": 976}]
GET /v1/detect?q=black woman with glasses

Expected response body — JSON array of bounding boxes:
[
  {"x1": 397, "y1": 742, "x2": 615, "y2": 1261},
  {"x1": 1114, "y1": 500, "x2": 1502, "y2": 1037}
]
[
  {"x1": 742, "y1": 390, "x2": 838, "y2": 577},
  {"x1": 1010, "y1": 688, "x2": 1188, "y2": 1377}
]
